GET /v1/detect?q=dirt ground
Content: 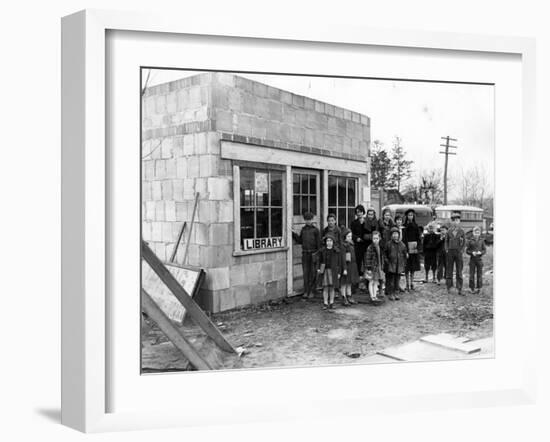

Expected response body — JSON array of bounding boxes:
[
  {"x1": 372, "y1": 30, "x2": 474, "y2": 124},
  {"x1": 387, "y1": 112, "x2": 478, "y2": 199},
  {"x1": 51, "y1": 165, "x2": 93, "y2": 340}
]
[{"x1": 142, "y1": 246, "x2": 493, "y2": 370}]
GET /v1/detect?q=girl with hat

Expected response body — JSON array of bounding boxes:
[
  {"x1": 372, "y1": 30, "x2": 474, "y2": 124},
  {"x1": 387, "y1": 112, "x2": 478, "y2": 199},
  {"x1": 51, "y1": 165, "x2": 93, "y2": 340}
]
[
  {"x1": 402, "y1": 208, "x2": 423, "y2": 291},
  {"x1": 317, "y1": 233, "x2": 344, "y2": 309},
  {"x1": 340, "y1": 228, "x2": 359, "y2": 306},
  {"x1": 364, "y1": 230, "x2": 386, "y2": 302}
]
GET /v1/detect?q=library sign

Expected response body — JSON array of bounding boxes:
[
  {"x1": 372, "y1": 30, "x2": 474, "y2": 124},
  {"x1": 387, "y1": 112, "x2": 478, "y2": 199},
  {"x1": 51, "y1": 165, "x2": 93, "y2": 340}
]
[{"x1": 243, "y1": 237, "x2": 283, "y2": 251}]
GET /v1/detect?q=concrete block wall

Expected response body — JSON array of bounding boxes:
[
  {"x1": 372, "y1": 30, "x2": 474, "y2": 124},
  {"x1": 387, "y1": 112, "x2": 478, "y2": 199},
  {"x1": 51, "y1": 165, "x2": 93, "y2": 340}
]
[
  {"x1": 142, "y1": 72, "x2": 369, "y2": 313},
  {"x1": 210, "y1": 72, "x2": 370, "y2": 162}
]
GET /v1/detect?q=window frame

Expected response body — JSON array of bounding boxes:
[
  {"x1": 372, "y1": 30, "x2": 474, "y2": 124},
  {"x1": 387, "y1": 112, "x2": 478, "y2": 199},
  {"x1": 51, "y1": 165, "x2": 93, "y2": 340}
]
[
  {"x1": 233, "y1": 163, "x2": 288, "y2": 256},
  {"x1": 328, "y1": 174, "x2": 359, "y2": 228}
]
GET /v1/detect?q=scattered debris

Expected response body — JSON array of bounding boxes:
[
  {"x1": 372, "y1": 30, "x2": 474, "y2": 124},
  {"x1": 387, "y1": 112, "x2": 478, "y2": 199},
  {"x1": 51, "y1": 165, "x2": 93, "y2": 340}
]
[
  {"x1": 344, "y1": 352, "x2": 361, "y2": 358},
  {"x1": 235, "y1": 346, "x2": 247, "y2": 357}
]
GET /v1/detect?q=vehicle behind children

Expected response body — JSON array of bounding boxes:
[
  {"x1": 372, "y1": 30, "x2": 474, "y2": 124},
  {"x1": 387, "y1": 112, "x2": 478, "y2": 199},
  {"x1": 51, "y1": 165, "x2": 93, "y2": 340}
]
[{"x1": 381, "y1": 204, "x2": 433, "y2": 233}]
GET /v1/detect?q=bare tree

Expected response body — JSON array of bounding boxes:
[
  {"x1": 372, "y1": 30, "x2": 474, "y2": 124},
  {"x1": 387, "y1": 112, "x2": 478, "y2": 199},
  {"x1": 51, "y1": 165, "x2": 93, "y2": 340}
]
[
  {"x1": 454, "y1": 166, "x2": 492, "y2": 208},
  {"x1": 402, "y1": 169, "x2": 443, "y2": 205}
]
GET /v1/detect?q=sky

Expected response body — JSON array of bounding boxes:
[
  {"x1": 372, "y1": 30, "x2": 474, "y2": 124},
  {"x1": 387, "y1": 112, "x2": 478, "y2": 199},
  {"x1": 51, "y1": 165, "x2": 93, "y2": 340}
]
[{"x1": 144, "y1": 69, "x2": 494, "y2": 200}]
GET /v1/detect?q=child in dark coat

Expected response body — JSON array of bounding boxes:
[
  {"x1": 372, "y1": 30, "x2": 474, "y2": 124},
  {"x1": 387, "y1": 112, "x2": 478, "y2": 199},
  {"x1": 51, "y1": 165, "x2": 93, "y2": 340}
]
[
  {"x1": 292, "y1": 211, "x2": 321, "y2": 299},
  {"x1": 402, "y1": 209, "x2": 422, "y2": 291},
  {"x1": 350, "y1": 205, "x2": 368, "y2": 277},
  {"x1": 436, "y1": 225, "x2": 448, "y2": 285},
  {"x1": 379, "y1": 208, "x2": 395, "y2": 249},
  {"x1": 317, "y1": 233, "x2": 343, "y2": 309},
  {"x1": 422, "y1": 222, "x2": 439, "y2": 283},
  {"x1": 322, "y1": 213, "x2": 343, "y2": 247},
  {"x1": 446, "y1": 211, "x2": 466, "y2": 295},
  {"x1": 340, "y1": 228, "x2": 359, "y2": 306},
  {"x1": 466, "y1": 226, "x2": 487, "y2": 293},
  {"x1": 384, "y1": 227, "x2": 408, "y2": 301},
  {"x1": 364, "y1": 231, "x2": 385, "y2": 302}
]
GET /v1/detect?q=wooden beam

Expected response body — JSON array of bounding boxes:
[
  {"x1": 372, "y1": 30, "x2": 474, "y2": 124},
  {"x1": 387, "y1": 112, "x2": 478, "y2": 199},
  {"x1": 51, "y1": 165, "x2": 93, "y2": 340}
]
[
  {"x1": 141, "y1": 289, "x2": 212, "y2": 370},
  {"x1": 221, "y1": 141, "x2": 367, "y2": 175},
  {"x1": 169, "y1": 221, "x2": 186, "y2": 263},
  {"x1": 233, "y1": 164, "x2": 241, "y2": 254},
  {"x1": 323, "y1": 170, "x2": 329, "y2": 230},
  {"x1": 183, "y1": 193, "x2": 200, "y2": 265},
  {"x1": 141, "y1": 241, "x2": 235, "y2": 353},
  {"x1": 286, "y1": 165, "x2": 293, "y2": 296}
]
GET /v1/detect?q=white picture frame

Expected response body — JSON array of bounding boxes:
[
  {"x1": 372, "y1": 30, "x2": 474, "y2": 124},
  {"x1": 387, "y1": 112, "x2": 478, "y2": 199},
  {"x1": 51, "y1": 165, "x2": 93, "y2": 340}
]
[{"x1": 61, "y1": 9, "x2": 537, "y2": 433}]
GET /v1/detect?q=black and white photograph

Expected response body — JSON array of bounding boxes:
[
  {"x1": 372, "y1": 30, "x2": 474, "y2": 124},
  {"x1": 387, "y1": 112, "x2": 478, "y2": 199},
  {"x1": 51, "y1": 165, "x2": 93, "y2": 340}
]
[{"x1": 140, "y1": 68, "x2": 494, "y2": 372}]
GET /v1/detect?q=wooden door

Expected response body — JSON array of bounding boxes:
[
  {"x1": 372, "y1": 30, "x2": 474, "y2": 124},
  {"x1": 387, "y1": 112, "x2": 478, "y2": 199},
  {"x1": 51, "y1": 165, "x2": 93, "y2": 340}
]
[{"x1": 291, "y1": 169, "x2": 321, "y2": 294}]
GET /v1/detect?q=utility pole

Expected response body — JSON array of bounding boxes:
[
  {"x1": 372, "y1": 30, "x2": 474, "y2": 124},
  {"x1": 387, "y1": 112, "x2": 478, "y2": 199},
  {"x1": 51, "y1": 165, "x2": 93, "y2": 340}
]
[{"x1": 440, "y1": 136, "x2": 457, "y2": 205}]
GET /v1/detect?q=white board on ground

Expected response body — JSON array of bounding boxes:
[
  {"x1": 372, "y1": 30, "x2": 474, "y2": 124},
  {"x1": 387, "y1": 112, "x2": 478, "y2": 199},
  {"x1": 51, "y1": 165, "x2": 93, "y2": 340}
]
[
  {"x1": 420, "y1": 333, "x2": 481, "y2": 354},
  {"x1": 142, "y1": 260, "x2": 202, "y2": 325}
]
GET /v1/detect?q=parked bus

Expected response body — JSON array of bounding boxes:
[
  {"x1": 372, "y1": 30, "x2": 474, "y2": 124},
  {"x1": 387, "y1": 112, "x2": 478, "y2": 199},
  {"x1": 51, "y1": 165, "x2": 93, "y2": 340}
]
[
  {"x1": 381, "y1": 204, "x2": 434, "y2": 232},
  {"x1": 434, "y1": 205, "x2": 485, "y2": 233}
]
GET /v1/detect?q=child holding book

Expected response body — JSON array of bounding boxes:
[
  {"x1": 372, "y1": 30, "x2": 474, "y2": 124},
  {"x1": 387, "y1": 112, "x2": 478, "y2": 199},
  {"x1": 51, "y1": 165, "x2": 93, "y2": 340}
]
[
  {"x1": 402, "y1": 209, "x2": 422, "y2": 291},
  {"x1": 466, "y1": 226, "x2": 486, "y2": 293}
]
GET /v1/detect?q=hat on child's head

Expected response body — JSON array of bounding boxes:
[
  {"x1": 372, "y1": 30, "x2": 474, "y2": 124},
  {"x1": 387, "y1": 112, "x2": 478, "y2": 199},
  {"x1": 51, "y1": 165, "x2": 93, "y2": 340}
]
[
  {"x1": 450, "y1": 211, "x2": 461, "y2": 220},
  {"x1": 341, "y1": 228, "x2": 352, "y2": 239},
  {"x1": 323, "y1": 233, "x2": 336, "y2": 244},
  {"x1": 404, "y1": 208, "x2": 416, "y2": 217},
  {"x1": 390, "y1": 227, "x2": 400, "y2": 234}
]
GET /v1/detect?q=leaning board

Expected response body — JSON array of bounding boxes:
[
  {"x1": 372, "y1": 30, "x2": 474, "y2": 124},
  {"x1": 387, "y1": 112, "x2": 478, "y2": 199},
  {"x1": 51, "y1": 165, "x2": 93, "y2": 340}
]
[{"x1": 142, "y1": 260, "x2": 204, "y2": 325}]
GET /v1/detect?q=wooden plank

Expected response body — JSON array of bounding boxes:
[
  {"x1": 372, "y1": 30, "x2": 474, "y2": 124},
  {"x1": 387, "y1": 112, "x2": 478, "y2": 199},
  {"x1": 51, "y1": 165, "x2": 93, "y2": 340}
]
[
  {"x1": 420, "y1": 334, "x2": 481, "y2": 354},
  {"x1": 142, "y1": 260, "x2": 203, "y2": 325},
  {"x1": 233, "y1": 165, "x2": 241, "y2": 254},
  {"x1": 183, "y1": 193, "x2": 200, "y2": 264},
  {"x1": 286, "y1": 165, "x2": 293, "y2": 296},
  {"x1": 323, "y1": 170, "x2": 328, "y2": 228},
  {"x1": 142, "y1": 241, "x2": 236, "y2": 353},
  {"x1": 169, "y1": 221, "x2": 186, "y2": 263},
  {"x1": 221, "y1": 141, "x2": 367, "y2": 174},
  {"x1": 141, "y1": 289, "x2": 212, "y2": 370},
  {"x1": 377, "y1": 340, "x2": 473, "y2": 362}
]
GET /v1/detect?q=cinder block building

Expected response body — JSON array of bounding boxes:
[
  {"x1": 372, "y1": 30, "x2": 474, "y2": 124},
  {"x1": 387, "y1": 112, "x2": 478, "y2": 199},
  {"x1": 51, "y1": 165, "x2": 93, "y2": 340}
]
[{"x1": 142, "y1": 72, "x2": 371, "y2": 313}]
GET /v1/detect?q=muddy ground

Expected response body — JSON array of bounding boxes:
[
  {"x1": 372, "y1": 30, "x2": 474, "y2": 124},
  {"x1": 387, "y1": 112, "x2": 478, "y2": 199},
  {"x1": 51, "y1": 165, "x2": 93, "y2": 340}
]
[{"x1": 142, "y1": 247, "x2": 493, "y2": 371}]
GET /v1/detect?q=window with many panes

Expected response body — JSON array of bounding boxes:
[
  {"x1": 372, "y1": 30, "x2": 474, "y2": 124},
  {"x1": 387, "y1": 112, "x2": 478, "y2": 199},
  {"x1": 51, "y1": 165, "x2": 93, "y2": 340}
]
[
  {"x1": 293, "y1": 173, "x2": 318, "y2": 217},
  {"x1": 240, "y1": 168, "x2": 284, "y2": 249},
  {"x1": 328, "y1": 176, "x2": 357, "y2": 228}
]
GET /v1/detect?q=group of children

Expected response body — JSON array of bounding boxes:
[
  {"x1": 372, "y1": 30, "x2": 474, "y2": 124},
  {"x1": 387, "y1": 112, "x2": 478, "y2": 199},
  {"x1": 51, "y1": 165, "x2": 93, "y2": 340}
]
[{"x1": 293, "y1": 205, "x2": 487, "y2": 310}]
